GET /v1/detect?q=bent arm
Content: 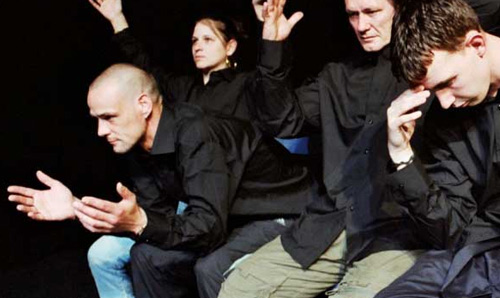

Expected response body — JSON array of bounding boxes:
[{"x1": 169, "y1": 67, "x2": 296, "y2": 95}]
[{"x1": 387, "y1": 128, "x2": 478, "y2": 249}]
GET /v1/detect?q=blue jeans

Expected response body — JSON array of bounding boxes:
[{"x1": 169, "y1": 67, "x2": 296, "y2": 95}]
[
  {"x1": 88, "y1": 235, "x2": 136, "y2": 298},
  {"x1": 88, "y1": 202, "x2": 188, "y2": 298}
]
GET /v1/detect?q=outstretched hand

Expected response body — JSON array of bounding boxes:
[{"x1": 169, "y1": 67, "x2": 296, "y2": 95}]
[
  {"x1": 261, "y1": 0, "x2": 303, "y2": 41},
  {"x1": 88, "y1": 0, "x2": 129, "y2": 33},
  {"x1": 73, "y1": 182, "x2": 147, "y2": 235},
  {"x1": 8, "y1": 171, "x2": 76, "y2": 221},
  {"x1": 387, "y1": 86, "x2": 431, "y2": 168}
]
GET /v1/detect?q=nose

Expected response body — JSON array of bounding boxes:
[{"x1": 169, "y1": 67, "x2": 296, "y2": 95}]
[
  {"x1": 97, "y1": 119, "x2": 110, "y2": 137},
  {"x1": 192, "y1": 41, "x2": 202, "y2": 53},
  {"x1": 435, "y1": 89, "x2": 455, "y2": 109},
  {"x1": 357, "y1": 14, "x2": 370, "y2": 33}
]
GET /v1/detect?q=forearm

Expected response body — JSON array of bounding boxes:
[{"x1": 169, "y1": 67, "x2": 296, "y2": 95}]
[
  {"x1": 388, "y1": 159, "x2": 476, "y2": 249},
  {"x1": 252, "y1": 40, "x2": 310, "y2": 137}
]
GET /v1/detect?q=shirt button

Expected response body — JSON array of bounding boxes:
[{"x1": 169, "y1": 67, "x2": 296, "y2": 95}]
[
  {"x1": 367, "y1": 119, "x2": 374, "y2": 125},
  {"x1": 398, "y1": 184, "x2": 404, "y2": 190},
  {"x1": 364, "y1": 149, "x2": 370, "y2": 155},
  {"x1": 497, "y1": 104, "x2": 500, "y2": 110},
  {"x1": 350, "y1": 205, "x2": 355, "y2": 211}
]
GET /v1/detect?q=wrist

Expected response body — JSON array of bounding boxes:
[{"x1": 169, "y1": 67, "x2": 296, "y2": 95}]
[
  {"x1": 389, "y1": 147, "x2": 415, "y2": 171},
  {"x1": 134, "y1": 208, "x2": 148, "y2": 236},
  {"x1": 111, "y1": 14, "x2": 129, "y2": 34}
]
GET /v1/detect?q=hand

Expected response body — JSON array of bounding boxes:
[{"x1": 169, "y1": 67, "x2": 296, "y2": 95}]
[
  {"x1": 88, "y1": 0, "x2": 129, "y2": 33},
  {"x1": 387, "y1": 86, "x2": 431, "y2": 168},
  {"x1": 252, "y1": 0, "x2": 265, "y2": 22},
  {"x1": 7, "y1": 171, "x2": 76, "y2": 221},
  {"x1": 261, "y1": 0, "x2": 304, "y2": 41},
  {"x1": 73, "y1": 182, "x2": 147, "y2": 234}
]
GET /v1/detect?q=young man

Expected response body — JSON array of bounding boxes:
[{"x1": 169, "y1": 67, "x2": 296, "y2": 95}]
[
  {"x1": 8, "y1": 63, "x2": 315, "y2": 298},
  {"x1": 381, "y1": 0, "x2": 500, "y2": 296},
  {"x1": 217, "y1": 0, "x2": 500, "y2": 297}
]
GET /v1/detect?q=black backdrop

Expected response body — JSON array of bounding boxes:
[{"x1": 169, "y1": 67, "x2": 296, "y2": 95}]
[{"x1": 0, "y1": 0, "x2": 358, "y2": 297}]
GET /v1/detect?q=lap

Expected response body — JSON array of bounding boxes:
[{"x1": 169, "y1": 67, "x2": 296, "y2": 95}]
[
  {"x1": 218, "y1": 232, "x2": 347, "y2": 298},
  {"x1": 329, "y1": 249, "x2": 425, "y2": 298}
]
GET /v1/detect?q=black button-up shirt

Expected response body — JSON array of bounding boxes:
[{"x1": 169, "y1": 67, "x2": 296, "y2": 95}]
[
  {"x1": 113, "y1": 29, "x2": 255, "y2": 119},
  {"x1": 388, "y1": 96, "x2": 500, "y2": 250},
  {"x1": 252, "y1": 41, "x2": 422, "y2": 268},
  {"x1": 126, "y1": 103, "x2": 314, "y2": 253}
]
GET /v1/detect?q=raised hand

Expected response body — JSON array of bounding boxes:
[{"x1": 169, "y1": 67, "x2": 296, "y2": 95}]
[
  {"x1": 387, "y1": 86, "x2": 431, "y2": 169},
  {"x1": 88, "y1": 0, "x2": 129, "y2": 33},
  {"x1": 73, "y1": 182, "x2": 147, "y2": 235},
  {"x1": 261, "y1": 0, "x2": 304, "y2": 41},
  {"x1": 8, "y1": 171, "x2": 76, "y2": 221}
]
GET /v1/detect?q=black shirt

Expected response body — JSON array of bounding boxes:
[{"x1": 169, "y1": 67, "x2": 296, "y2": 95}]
[
  {"x1": 252, "y1": 41, "x2": 421, "y2": 268},
  {"x1": 113, "y1": 29, "x2": 256, "y2": 120},
  {"x1": 127, "y1": 103, "x2": 314, "y2": 253},
  {"x1": 388, "y1": 96, "x2": 500, "y2": 251}
]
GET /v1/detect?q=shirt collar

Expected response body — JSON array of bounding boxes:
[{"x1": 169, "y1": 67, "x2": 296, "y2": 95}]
[
  {"x1": 150, "y1": 106, "x2": 176, "y2": 155},
  {"x1": 197, "y1": 67, "x2": 237, "y2": 85}
]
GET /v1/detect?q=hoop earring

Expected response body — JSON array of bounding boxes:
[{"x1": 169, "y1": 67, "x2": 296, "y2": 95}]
[{"x1": 225, "y1": 57, "x2": 232, "y2": 68}]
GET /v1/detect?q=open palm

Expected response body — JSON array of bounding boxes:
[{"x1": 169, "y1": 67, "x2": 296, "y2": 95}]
[{"x1": 8, "y1": 171, "x2": 76, "y2": 221}]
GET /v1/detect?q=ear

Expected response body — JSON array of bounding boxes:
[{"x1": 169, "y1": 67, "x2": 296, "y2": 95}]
[
  {"x1": 226, "y1": 39, "x2": 238, "y2": 57},
  {"x1": 465, "y1": 30, "x2": 486, "y2": 58},
  {"x1": 137, "y1": 94, "x2": 153, "y2": 119}
]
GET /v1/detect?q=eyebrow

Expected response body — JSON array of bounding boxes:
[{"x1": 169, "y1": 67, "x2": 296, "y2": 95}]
[{"x1": 430, "y1": 75, "x2": 457, "y2": 91}]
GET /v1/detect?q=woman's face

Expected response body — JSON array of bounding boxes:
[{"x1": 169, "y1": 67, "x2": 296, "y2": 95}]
[{"x1": 191, "y1": 21, "x2": 234, "y2": 73}]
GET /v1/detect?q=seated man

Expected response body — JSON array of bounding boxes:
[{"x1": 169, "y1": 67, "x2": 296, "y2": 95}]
[
  {"x1": 381, "y1": 0, "x2": 500, "y2": 296},
  {"x1": 8, "y1": 63, "x2": 315, "y2": 298}
]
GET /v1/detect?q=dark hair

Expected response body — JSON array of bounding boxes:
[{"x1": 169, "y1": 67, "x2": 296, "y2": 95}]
[{"x1": 391, "y1": 0, "x2": 481, "y2": 86}]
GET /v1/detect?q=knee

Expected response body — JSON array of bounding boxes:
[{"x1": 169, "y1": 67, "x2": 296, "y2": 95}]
[
  {"x1": 88, "y1": 236, "x2": 133, "y2": 269},
  {"x1": 194, "y1": 255, "x2": 218, "y2": 281}
]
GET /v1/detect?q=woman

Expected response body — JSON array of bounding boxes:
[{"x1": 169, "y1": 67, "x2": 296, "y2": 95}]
[{"x1": 86, "y1": 1, "x2": 311, "y2": 298}]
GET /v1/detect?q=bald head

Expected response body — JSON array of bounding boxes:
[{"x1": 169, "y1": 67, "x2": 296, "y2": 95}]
[
  {"x1": 89, "y1": 63, "x2": 161, "y2": 104},
  {"x1": 87, "y1": 64, "x2": 164, "y2": 154}
]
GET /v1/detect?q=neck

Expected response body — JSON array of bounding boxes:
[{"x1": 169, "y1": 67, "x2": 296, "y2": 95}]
[{"x1": 141, "y1": 103, "x2": 163, "y2": 152}]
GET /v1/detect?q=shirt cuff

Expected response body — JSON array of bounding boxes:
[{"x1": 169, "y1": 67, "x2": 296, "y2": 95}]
[
  {"x1": 259, "y1": 40, "x2": 290, "y2": 75},
  {"x1": 387, "y1": 158, "x2": 433, "y2": 205}
]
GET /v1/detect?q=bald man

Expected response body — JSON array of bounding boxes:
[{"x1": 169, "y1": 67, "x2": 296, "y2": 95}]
[{"x1": 8, "y1": 63, "x2": 314, "y2": 298}]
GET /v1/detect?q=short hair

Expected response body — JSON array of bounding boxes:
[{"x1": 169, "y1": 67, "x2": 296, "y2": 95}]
[
  {"x1": 391, "y1": 0, "x2": 482, "y2": 86},
  {"x1": 90, "y1": 63, "x2": 161, "y2": 103}
]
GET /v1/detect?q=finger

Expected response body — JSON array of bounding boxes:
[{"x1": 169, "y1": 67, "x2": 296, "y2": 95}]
[
  {"x1": 74, "y1": 208, "x2": 114, "y2": 232},
  {"x1": 36, "y1": 171, "x2": 58, "y2": 188},
  {"x1": 116, "y1": 182, "x2": 135, "y2": 202},
  {"x1": 28, "y1": 212, "x2": 46, "y2": 221},
  {"x1": 17, "y1": 204, "x2": 38, "y2": 214},
  {"x1": 288, "y1": 11, "x2": 304, "y2": 28},
  {"x1": 7, "y1": 186, "x2": 36, "y2": 197},
  {"x1": 88, "y1": 0, "x2": 101, "y2": 9},
  {"x1": 389, "y1": 92, "x2": 428, "y2": 118},
  {"x1": 8, "y1": 194, "x2": 34, "y2": 206},
  {"x1": 73, "y1": 200, "x2": 116, "y2": 223},
  {"x1": 392, "y1": 111, "x2": 423, "y2": 129},
  {"x1": 80, "y1": 196, "x2": 117, "y2": 213},
  {"x1": 262, "y1": 2, "x2": 269, "y2": 19},
  {"x1": 277, "y1": 0, "x2": 285, "y2": 15}
]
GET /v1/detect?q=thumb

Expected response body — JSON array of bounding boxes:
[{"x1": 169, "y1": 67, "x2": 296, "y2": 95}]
[
  {"x1": 36, "y1": 170, "x2": 58, "y2": 188},
  {"x1": 288, "y1": 11, "x2": 304, "y2": 28},
  {"x1": 116, "y1": 182, "x2": 135, "y2": 202}
]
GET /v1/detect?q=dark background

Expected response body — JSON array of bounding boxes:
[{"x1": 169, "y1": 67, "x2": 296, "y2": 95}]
[{"x1": 0, "y1": 0, "x2": 358, "y2": 297}]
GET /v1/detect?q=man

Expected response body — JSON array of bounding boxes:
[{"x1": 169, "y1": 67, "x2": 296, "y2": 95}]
[
  {"x1": 377, "y1": 0, "x2": 500, "y2": 297},
  {"x1": 8, "y1": 63, "x2": 314, "y2": 298},
  {"x1": 217, "y1": 0, "x2": 500, "y2": 297}
]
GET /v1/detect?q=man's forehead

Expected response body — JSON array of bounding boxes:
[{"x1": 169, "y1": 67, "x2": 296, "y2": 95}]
[
  {"x1": 423, "y1": 50, "x2": 456, "y2": 88},
  {"x1": 345, "y1": 0, "x2": 392, "y2": 10}
]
